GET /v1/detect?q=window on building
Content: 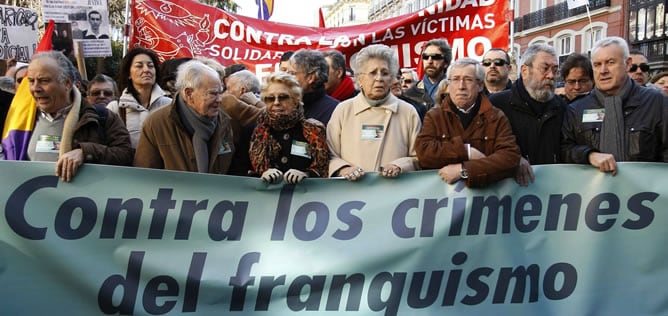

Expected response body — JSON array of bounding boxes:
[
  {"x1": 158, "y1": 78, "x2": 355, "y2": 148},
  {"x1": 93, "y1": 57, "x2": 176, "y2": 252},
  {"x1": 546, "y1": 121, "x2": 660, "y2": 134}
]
[
  {"x1": 629, "y1": 10, "x2": 637, "y2": 42},
  {"x1": 638, "y1": 8, "x2": 646, "y2": 40},
  {"x1": 657, "y1": 3, "x2": 665, "y2": 37},
  {"x1": 558, "y1": 35, "x2": 573, "y2": 57},
  {"x1": 648, "y1": 7, "x2": 656, "y2": 38},
  {"x1": 584, "y1": 27, "x2": 603, "y2": 52},
  {"x1": 531, "y1": 0, "x2": 546, "y2": 12}
]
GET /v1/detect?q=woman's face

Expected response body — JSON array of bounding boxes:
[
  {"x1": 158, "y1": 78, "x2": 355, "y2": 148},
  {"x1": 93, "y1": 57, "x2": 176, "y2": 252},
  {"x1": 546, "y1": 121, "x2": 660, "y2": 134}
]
[
  {"x1": 655, "y1": 76, "x2": 668, "y2": 97},
  {"x1": 263, "y1": 82, "x2": 298, "y2": 115},
  {"x1": 129, "y1": 54, "x2": 156, "y2": 88},
  {"x1": 357, "y1": 58, "x2": 393, "y2": 100}
]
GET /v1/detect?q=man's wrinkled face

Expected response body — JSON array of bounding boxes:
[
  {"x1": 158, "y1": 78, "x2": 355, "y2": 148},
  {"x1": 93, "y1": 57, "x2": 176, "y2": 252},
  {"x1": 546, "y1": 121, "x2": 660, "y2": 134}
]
[
  {"x1": 521, "y1": 51, "x2": 558, "y2": 102},
  {"x1": 27, "y1": 57, "x2": 72, "y2": 114},
  {"x1": 592, "y1": 44, "x2": 630, "y2": 96},
  {"x1": 185, "y1": 72, "x2": 223, "y2": 119},
  {"x1": 87, "y1": 81, "x2": 116, "y2": 105}
]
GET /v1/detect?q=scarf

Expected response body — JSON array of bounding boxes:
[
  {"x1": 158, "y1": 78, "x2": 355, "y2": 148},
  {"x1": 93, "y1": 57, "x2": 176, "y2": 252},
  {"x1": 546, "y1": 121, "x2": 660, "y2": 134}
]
[
  {"x1": 176, "y1": 95, "x2": 217, "y2": 173},
  {"x1": 593, "y1": 78, "x2": 633, "y2": 161},
  {"x1": 249, "y1": 106, "x2": 329, "y2": 177},
  {"x1": 330, "y1": 75, "x2": 356, "y2": 101}
]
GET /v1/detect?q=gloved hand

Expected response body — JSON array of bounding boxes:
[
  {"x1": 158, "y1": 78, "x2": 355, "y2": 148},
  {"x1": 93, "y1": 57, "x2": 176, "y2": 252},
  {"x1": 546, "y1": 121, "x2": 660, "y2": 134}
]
[
  {"x1": 284, "y1": 169, "x2": 308, "y2": 184},
  {"x1": 261, "y1": 168, "x2": 283, "y2": 184}
]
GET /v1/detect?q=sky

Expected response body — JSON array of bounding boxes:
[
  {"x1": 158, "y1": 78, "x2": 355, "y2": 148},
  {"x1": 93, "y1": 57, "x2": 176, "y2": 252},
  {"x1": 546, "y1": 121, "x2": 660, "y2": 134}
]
[{"x1": 235, "y1": 0, "x2": 337, "y2": 27}]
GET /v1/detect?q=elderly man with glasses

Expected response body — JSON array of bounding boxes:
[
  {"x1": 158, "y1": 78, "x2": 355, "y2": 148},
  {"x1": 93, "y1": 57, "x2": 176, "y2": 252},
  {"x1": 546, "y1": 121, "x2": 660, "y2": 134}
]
[
  {"x1": 86, "y1": 74, "x2": 118, "y2": 106},
  {"x1": 404, "y1": 38, "x2": 452, "y2": 111},
  {"x1": 489, "y1": 44, "x2": 567, "y2": 187},
  {"x1": 416, "y1": 58, "x2": 520, "y2": 188},
  {"x1": 481, "y1": 48, "x2": 513, "y2": 95}
]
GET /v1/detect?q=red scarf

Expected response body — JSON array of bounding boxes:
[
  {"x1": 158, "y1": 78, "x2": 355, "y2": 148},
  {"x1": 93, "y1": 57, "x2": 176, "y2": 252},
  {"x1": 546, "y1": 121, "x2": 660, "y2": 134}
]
[{"x1": 330, "y1": 75, "x2": 356, "y2": 101}]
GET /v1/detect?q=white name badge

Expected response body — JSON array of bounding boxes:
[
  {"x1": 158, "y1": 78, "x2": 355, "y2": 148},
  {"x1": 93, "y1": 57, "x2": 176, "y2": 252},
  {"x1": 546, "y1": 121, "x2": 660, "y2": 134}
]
[
  {"x1": 35, "y1": 135, "x2": 61, "y2": 153},
  {"x1": 291, "y1": 140, "x2": 311, "y2": 159},
  {"x1": 218, "y1": 142, "x2": 232, "y2": 155},
  {"x1": 582, "y1": 109, "x2": 605, "y2": 123},
  {"x1": 361, "y1": 124, "x2": 384, "y2": 140}
]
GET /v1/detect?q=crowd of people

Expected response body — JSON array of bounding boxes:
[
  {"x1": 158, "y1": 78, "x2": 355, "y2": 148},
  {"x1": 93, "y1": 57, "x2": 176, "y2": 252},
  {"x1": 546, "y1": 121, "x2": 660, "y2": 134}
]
[{"x1": 0, "y1": 35, "x2": 666, "y2": 186}]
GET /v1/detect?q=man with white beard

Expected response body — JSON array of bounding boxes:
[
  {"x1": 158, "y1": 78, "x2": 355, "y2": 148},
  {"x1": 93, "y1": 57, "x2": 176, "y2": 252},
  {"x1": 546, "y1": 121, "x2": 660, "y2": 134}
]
[{"x1": 489, "y1": 44, "x2": 567, "y2": 186}]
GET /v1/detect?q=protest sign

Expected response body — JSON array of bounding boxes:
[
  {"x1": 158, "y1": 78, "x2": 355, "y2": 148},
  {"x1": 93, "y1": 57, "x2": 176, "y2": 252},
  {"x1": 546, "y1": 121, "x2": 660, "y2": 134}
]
[
  {"x1": 1, "y1": 161, "x2": 666, "y2": 315},
  {"x1": 43, "y1": 0, "x2": 112, "y2": 57},
  {"x1": 0, "y1": 4, "x2": 38, "y2": 62}
]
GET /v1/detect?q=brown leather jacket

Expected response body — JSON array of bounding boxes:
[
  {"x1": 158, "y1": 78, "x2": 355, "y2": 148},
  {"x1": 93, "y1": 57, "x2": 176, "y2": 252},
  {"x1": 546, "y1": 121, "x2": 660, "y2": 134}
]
[{"x1": 416, "y1": 94, "x2": 520, "y2": 187}]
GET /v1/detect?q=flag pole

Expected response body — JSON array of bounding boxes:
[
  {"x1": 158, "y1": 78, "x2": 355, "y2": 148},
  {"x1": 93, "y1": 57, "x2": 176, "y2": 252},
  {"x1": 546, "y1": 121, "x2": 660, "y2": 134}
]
[{"x1": 122, "y1": 0, "x2": 131, "y2": 56}]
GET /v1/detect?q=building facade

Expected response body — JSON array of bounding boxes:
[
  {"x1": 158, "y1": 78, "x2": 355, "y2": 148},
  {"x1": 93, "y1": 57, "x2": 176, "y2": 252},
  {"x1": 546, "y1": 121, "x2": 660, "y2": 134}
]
[
  {"x1": 324, "y1": 0, "x2": 371, "y2": 27},
  {"x1": 368, "y1": 0, "x2": 439, "y2": 21},
  {"x1": 514, "y1": 0, "x2": 668, "y2": 73}
]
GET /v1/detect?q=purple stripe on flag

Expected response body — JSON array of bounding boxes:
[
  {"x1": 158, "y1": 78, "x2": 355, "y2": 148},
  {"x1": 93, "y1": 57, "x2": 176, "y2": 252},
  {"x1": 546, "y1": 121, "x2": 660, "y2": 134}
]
[{"x1": 1, "y1": 130, "x2": 32, "y2": 160}]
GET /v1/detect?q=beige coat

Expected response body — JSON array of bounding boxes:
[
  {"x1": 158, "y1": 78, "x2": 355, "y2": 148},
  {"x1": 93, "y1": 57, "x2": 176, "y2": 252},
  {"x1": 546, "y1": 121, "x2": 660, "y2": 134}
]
[{"x1": 327, "y1": 93, "x2": 421, "y2": 176}]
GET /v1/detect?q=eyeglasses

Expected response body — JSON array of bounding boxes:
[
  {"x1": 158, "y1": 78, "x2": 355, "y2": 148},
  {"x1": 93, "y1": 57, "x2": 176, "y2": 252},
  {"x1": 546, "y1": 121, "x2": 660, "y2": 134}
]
[
  {"x1": 422, "y1": 54, "x2": 445, "y2": 61},
  {"x1": 360, "y1": 70, "x2": 392, "y2": 80},
  {"x1": 531, "y1": 64, "x2": 559, "y2": 76},
  {"x1": 482, "y1": 59, "x2": 509, "y2": 67},
  {"x1": 402, "y1": 79, "x2": 413, "y2": 84},
  {"x1": 89, "y1": 90, "x2": 114, "y2": 97},
  {"x1": 629, "y1": 63, "x2": 650, "y2": 72},
  {"x1": 448, "y1": 76, "x2": 477, "y2": 85},
  {"x1": 565, "y1": 79, "x2": 591, "y2": 86},
  {"x1": 263, "y1": 94, "x2": 291, "y2": 103}
]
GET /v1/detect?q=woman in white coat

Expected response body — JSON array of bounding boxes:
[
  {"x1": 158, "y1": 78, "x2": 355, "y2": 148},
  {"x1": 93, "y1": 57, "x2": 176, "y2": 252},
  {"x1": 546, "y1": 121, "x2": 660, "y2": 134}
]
[
  {"x1": 107, "y1": 47, "x2": 172, "y2": 148},
  {"x1": 327, "y1": 44, "x2": 422, "y2": 181}
]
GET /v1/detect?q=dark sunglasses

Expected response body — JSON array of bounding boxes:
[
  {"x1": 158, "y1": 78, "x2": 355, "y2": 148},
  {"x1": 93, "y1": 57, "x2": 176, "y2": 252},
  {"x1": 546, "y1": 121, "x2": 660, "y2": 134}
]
[
  {"x1": 482, "y1": 58, "x2": 508, "y2": 67},
  {"x1": 629, "y1": 63, "x2": 650, "y2": 72},
  {"x1": 89, "y1": 90, "x2": 114, "y2": 97},
  {"x1": 422, "y1": 54, "x2": 445, "y2": 61},
  {"x1": 403, "y1": 79, "x2": 413, "y2": 84},
  {"x1": 262, "y1": 94, "x2": 291, "y2": 104}
]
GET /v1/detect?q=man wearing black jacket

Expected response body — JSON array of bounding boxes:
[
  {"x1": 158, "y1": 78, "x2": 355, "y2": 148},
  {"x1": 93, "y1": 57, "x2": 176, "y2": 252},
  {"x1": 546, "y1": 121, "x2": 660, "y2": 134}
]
[
  {"x1": 489, "y1": 44, "x2": 566, "y2": 186},
  {"x1": 562, "y1": 37, "x2": 668, "y2": 175}
]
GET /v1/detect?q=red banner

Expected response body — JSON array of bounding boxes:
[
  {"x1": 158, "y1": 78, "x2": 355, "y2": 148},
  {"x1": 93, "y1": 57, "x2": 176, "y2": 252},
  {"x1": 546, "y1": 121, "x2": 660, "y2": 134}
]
[{"x1": 130, "y1": 0, "x2": 509, "y2": 75}]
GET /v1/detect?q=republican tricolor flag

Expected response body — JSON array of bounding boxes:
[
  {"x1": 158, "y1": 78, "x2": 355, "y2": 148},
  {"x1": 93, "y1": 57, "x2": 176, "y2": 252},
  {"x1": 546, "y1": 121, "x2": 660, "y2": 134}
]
[
  {"x1": 1, "y1": 20, "x2": 55, "y2": 160},
  {"x1": 256, "y1": 0, "x2": 274, "y2": 21}
]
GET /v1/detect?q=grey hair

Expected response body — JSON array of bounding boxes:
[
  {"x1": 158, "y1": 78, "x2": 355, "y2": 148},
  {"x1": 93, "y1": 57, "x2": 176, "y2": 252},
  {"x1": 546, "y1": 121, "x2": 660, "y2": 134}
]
[
  {"x1": 446, "y1": 57, "x2": 485, "y2": 82},
  {"x1": 520, "y1": 43, "x2": 557, "y2": 66},
  {"x1": 351, "y1": 44, "x2": 399, "y2": 79},
  {"x1": 289, "y1": 49, "x2": 329, "y2": 88},
  {"x1": 261, "y1": 72, "x2": 303, "y2": 104},
  {"x1": 31, "y1": 51, "x2": 75, "y2": 84},
  {"x1": 323, "y1": 50, "x2": 347, "y2": 80},
  {"x1": 175, "y1": 60, "x2": 220, "y2": 93},
  {"x1": 591, "y1": 36, "x2": 630, "y2": 60},
  {"x1": 401, "y1": 68, "x2": 418, "y2": 82},
  {"x1": 89, "y1": 74, "x2": 118, "y2": 96},
  {"x1": 228, "y1": 70, "x2": 260, "y2": 93},
  {"x1": 424, "y1": 38, "x2": 452, "y2": 64}
]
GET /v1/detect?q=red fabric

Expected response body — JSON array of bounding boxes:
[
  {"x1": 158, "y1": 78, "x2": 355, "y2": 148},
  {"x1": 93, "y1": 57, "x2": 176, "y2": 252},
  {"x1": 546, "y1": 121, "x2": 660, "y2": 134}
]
[
  {"x1": 318, "y1": 8, "x2": 325, "y2": 28},
  {"x1": 329, "y1": 75, "x2": 355, "y2": 101},
  {"x1": 38, "y1": 20, "x2": 55, "y2": 52}
]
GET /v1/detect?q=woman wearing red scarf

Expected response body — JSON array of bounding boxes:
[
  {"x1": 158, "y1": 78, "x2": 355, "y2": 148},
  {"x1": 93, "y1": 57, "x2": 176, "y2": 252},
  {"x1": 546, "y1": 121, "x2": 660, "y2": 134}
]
[{"x1": 249, "y1": 73, "x2": 329, "y2": 184}]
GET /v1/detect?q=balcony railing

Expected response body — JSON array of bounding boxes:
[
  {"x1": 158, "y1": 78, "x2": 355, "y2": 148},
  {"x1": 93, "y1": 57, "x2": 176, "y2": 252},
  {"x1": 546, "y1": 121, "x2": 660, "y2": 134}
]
[
  {"x1": 633, "y1": 38, "x2": 668, "y2": 61},
  {"x1": 513, "y1": 0, "x2": 611, "y2": 32}
]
